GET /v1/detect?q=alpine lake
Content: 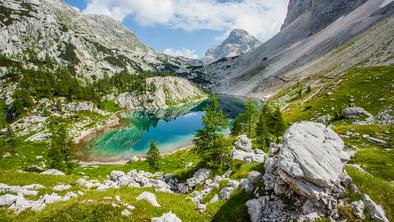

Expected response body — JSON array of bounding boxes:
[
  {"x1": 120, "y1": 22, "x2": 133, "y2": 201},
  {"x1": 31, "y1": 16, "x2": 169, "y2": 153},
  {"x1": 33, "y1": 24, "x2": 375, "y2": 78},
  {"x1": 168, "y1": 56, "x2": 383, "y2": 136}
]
[{"x1": 80, "y1": 95, "x2": 258, "y2": 162}]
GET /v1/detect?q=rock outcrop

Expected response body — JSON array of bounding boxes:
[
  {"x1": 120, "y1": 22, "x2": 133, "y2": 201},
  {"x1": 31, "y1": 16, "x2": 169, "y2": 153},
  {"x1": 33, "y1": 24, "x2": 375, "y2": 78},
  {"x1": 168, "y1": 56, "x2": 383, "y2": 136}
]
[
  {"x1": 201, "y1": 0, "x2": 393, "y2": 98},
  {"x1": 231, "y1": 135, "x2": 265, "y2": 163},
  {"x1": 277, "y1": 122, "x2": 351, "y2": 196},
  {"x1": 0, "y1": 0, "x2": 200, "y2": 82},
  {"x1": 115, "y1": 76, "x2": 206, "y2": 110},
  {"x1": 246, "y1": 121, "x2": 370, "y2": 221}
]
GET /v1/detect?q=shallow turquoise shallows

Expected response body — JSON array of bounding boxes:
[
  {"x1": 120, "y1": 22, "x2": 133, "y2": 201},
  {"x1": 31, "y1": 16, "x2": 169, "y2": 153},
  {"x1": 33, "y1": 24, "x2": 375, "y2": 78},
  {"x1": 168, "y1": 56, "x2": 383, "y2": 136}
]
[{"x1": 84, "y1": 95, "x2": 254, "y2": 161}]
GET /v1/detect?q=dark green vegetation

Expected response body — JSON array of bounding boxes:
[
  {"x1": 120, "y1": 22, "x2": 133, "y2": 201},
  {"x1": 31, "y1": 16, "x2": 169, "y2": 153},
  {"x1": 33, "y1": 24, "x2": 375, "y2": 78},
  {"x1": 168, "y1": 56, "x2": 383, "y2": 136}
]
[
  {"x1": 47, "y1": 116, "x2": 77, "y2": 173},
  {"x1": 194, "y1": 96, "x2": 232, "y2": 173},
  {"x1": 283, "y1": 66, "x2": 394, "y2": 124},
  {"x1": 0, "y1": 52, "x2": 173, "y2": 122},
  {"x1": 146, "y1": 141, "x2": 160, "y2": 170},
  {"x1": 231, "y1": 101, "x2": 286, "y2": 152}
]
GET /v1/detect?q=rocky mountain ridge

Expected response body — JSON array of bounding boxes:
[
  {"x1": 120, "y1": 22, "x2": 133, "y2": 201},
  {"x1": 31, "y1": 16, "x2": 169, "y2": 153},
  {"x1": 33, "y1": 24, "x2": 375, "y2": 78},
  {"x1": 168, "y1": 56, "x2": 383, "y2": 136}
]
[
  {"x1": 204, "y1": 29, "x2": 261, "y2": 64},
  {"x1": 201, "y1": 0, "x2": 394, "y2": 98},
  {"x1": 0, "y1": 0, "x2": 201, "y2": 82}
]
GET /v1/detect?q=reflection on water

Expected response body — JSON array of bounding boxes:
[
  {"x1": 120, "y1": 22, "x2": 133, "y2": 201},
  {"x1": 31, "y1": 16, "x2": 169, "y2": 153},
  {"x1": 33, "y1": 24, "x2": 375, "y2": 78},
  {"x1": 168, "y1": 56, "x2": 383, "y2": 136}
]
[{"x1": 83, "y1": 95, "x2": 259, "y2": 161}]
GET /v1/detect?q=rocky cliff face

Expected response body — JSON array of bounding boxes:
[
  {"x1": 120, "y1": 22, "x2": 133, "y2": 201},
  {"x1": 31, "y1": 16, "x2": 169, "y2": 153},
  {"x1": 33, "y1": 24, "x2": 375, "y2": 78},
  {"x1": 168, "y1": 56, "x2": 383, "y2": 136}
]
[
  {"x1": 202, "y1": 0, "x2": 393, "y2": 98},
  {"x1": 281, "y1": 0, "x2": 367, "y2": 33},
  {"x1": 204, "y1": 29, "x2": 261, "y2": 64},
  {"x1": 0, "y1": 0, "x2": 200, "y2": 81},
  {"x1": 115, "y1": 76, "x2": 206, "y2": 110}
]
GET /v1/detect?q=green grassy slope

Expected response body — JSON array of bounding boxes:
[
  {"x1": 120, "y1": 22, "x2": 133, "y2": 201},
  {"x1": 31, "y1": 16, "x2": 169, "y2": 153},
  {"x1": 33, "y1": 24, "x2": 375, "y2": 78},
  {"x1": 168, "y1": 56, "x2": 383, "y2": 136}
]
[{"x1": 276, "y1": 66, "x2": 394, "y2": 221}]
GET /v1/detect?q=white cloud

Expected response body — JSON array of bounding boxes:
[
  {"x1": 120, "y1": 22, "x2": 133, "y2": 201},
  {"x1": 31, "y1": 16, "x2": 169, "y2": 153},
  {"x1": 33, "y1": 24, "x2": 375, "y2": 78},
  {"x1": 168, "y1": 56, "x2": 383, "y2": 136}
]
[
  {"x1": 82, "y1": 0, "x2": 289, "y2": 41},
  {"x1": 163, "y1": 48, "x2": 199, "y2": 59}
]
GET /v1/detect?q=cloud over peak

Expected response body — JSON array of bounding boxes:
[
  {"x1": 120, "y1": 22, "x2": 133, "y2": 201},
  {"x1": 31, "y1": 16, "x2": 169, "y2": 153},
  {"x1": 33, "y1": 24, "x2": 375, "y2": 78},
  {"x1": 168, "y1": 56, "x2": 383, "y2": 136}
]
[
  {"x1": 83, "y1": 0, "x2": 289, "y2": 41},
  {"x1": 163, "y1": 48, "x2": 199, "y2": 59}
]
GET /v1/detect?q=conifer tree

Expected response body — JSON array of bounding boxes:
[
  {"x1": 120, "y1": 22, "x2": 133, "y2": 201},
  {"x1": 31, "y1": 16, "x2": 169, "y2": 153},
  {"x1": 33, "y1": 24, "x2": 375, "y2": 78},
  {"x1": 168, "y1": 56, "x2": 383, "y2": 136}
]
[
  {"x1": 255, "y1": 103, "x2": 271, "y2": 151},
  {"x1": 231, "y1": 100, "x2": 257, "y2": 137},
  {"x1": 269, "y1": 107, "x2": 286, "y2": 142},
  {"x1": 194, "y1": 96, "x2": 231, "y2": 171},
  {"x1": 47, "y1": 116, "x2": 76, "y2": 172},
  {"x1": 0, "y1": 99, "x2": 6, "y2": 128},
  {"x1": 147, "y1": 141, "x2": 160, "y2": 170}
]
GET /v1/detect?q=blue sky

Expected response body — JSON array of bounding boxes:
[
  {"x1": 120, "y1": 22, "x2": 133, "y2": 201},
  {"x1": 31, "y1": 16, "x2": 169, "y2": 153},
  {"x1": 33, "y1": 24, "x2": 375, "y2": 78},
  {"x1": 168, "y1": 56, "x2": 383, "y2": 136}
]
[{"x1": 64, "y1": 0, "x2": 288, "y2": 58}]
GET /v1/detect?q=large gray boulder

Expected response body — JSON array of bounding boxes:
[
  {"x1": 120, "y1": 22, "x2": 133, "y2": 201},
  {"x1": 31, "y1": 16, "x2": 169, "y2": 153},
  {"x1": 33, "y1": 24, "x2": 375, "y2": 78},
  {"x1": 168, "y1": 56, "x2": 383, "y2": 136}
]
[{"x1": 277, "y1": 122, "x2": 351, "y2": 196}]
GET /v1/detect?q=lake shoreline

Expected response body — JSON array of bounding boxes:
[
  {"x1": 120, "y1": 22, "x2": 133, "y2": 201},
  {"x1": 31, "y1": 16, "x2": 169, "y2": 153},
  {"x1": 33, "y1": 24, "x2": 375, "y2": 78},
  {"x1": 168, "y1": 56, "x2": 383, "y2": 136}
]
[{"x1": 79, "y1": 144, "x2": 194, "y2": 166}]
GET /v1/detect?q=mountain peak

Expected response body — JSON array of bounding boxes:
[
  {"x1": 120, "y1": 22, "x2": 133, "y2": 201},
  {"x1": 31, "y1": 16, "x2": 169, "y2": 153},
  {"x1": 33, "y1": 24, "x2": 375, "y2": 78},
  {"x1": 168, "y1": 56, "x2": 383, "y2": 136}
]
[{"x1": 204, "y1": 29, "x2": 261, "y2": 64}]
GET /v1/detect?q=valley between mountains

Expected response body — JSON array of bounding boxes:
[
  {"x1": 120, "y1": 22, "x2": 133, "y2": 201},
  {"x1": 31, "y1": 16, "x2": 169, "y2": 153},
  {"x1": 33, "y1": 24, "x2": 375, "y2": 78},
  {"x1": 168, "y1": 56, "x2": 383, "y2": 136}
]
[{"x1": 0, "y1": 0, "x2": 393, "y2": 221}]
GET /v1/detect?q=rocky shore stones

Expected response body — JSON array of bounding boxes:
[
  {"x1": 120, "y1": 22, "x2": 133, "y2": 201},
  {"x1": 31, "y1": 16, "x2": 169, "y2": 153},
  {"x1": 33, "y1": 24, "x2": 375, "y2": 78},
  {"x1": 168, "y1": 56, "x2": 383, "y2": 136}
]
[{"x1": 277, "y1": 121, "x2": 351, "y2": 196}]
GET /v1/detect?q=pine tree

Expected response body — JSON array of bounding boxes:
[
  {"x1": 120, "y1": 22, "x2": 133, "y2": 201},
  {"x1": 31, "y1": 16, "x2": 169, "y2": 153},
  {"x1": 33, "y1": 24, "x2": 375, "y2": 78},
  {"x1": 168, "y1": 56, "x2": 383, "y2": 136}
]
[
  {"x1": 47, "y1": 116, "x2": 76, "y2": 172},
  {"x1": 243, "y1": 100, "x2": 257, "y2": 137},
  {"x1": 255, "y1": 103, "x2": 270, "y2": 152},
  {"x1": 194, "y1": 96, "x2": 230, "y2": 171},
  {"x1": 6, "y1": 126, "x2": 16, "y2": 148},
  {"x1": 231, "y1": 100, "x2": 257, "y2": 137},
  {"x1": 147, "y1": 141, "x2": 160, "y2": 170},
  {"x1": 269, "y1": 107, "x2": 286, "y2": 142},
  {"x1": 0, "y1": 99, "x2": 6, "y2": 128}
]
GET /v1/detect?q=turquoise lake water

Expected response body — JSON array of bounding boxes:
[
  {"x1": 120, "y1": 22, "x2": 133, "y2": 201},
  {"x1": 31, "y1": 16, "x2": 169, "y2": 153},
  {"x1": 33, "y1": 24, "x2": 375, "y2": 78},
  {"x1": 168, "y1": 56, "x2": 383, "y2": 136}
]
[{"x1": 83, "y1": 95, "x2": 253, "y2": 161}]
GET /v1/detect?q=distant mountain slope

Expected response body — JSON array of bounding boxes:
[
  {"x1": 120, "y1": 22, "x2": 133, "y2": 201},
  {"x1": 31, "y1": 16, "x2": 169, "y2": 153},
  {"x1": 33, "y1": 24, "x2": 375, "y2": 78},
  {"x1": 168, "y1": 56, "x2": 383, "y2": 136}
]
[
  {"x1": 0, "y1": 0, "x2": 200, "y2": 81},
  {"x1": 204, "y1": 29, "x2": 261, "y2": 64},
  {"x1": 203, "y1": 0, "x2": 394, "y2": 98}
]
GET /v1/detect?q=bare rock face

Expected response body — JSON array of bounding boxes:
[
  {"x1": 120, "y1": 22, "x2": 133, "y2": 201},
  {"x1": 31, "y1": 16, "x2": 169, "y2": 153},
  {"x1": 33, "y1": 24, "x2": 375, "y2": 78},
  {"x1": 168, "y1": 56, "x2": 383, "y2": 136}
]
[
  {"x1": 204, "y1": 29, "x2": 261, "y2": 64},
  {"x1": 116, "y1": 76, "x2": 206, "y2": 110},
  {"x1": 277, "y1": 121, "x2": 351, "y2": 196},
  {"x1": 281, "y1": 0, "x2": 368, "y2": 34}
]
